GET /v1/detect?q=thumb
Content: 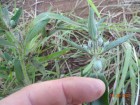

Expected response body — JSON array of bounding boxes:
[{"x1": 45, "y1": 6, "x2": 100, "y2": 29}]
[{"x1": 0, "y1": 77, "x2": 105, "y2": 105}]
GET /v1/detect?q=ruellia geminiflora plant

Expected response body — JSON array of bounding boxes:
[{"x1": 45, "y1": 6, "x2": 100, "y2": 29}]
[{"x1": 61, "y1": 6, "x2": 133, "y2": 105}]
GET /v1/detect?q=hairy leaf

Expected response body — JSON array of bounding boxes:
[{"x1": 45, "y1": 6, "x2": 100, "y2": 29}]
[
  {"x1": 102, "y1": 34, "x2": 133, "y2": 53},
  {"x1": 14, "y1": 59, "x2": 24, "y2": 83},
  {"x1": 88, "y1": 7, "x2": 97, "y2": 41}
]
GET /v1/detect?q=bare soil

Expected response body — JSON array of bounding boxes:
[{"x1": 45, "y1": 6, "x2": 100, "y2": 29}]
[{"x1": 2, "y1": 0, "x2": 140, "y2": 18}]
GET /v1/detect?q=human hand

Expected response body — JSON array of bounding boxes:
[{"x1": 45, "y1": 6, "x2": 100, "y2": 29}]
[{"x1": 0, "y1": 77, "x2": 105, "y2": 105}]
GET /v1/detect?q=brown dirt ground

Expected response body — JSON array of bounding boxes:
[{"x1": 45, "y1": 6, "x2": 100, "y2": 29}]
[{"x1": 2, "y1": 0, "x2": 140, "y2": 18}]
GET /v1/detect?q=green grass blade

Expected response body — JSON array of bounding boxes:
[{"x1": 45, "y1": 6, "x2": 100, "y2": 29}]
[
  {"x1": 36, "y1": 48, "x2": 70, "y2": 62},
  {"x1": 135, "y1": 72, "x2": 139, "y2": 105},
  {"x1": 133, "y1": 46, "x2": 140, "y2": 105},
  {"x1": 113, "y1": 42, "x2": 132, "y2": 104},
  {"x1": 102, "y1": 34, "x2": 133, "y2": 53},
  {"x1": 87, "y1": 0, "x2": 101, "y2": 18},
  {"x1": 129, "y1": 65, "x2": 136, "y2": 105},
  {"x1": 110, "y1": 46, "x2": 120, "y2": 104}
]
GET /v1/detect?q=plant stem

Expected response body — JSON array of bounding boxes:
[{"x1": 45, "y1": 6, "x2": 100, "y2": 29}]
[{"x1": 19, "y1": 53, "x2": 31, "y2": 85}]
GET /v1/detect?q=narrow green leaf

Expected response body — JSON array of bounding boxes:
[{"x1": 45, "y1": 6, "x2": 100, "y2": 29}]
[
  {"x1": 5, "y1": 31, "x2": 16, "y2": 43},
  {"x1": 25, "y1": 34, "x2": 41, "y2": 54},
  {"x1": 88, "y1": 7, "x2": 97, "y2": 41},
  {"x1": 87, "y1": 0, "x2": 101, "y2": 18},
  {"x1": 3, "y1": 52, "x2": 12, "y2": 61},
  {"x1": 25, "y1": 19, "x2": 50, "y2": 43},
  {"x1": 97, "y1": 17, "x2": 106, "y2": 27},
  {"x1": 132, "y1": 46, "x2": 140, "y2": 105},
  {"x1": 33, "y1": 12, "x2": 81, "y2": 26},
  {"x1": 0, "y1": 38, "x2": 14, "y2": 47},
  {"x1": 14, "y1": 59, "x2": 24, "y2": 83},
  {"x1": 129, "y1": 65, "x2": 136, "y2": 105},
  {"x1": 102, "y1": 34, "x2": 133, "y2": 53},
  {"x1": 0, "y1": 5, "x2": 8, "y2": 30},
  {"x1": 25, "y1": 12, "x2": 84, "y2": 43},
  {"x1": 36, "y1": 48, "x2": 70, "y2": 62},
  {"x1": 90, "y1": 73, "x2": 109, "y2": 105},
  {"x1": 82, "y1": 61, "x2": 93, "y2": 75},
  {"x1": 0, "y1": 74, "x2": 7, "y2": 79},
  {"x1": 2, "y1": 7, "x2": 10, "y2": 27}
]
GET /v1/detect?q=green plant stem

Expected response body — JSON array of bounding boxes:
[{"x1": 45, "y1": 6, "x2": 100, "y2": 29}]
[{"x1": 19, "y1": 54, "x2": 31, "y2": 85}]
